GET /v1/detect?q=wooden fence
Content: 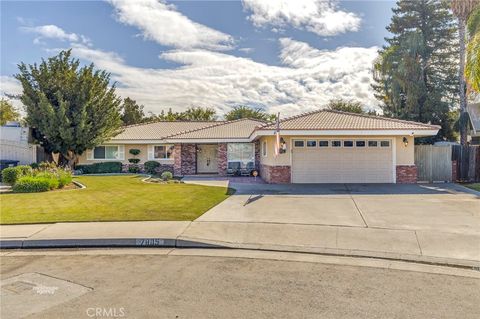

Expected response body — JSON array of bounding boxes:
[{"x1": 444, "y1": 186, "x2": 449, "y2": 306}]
[
  {"x1": 414, "y1": 145, "x2": 453, "y2": 182},
  {"x1": 452, "y1": 145, "x2": 480, "y2": 182}
]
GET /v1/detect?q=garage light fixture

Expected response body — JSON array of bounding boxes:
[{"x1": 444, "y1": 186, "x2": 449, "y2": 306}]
[{"x1": 403, "y1": 137, "x2": 408, "y2": 147}]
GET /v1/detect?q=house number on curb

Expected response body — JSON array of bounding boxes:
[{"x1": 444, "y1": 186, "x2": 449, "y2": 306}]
[{"x1": 136, "y1": 238, "x2": 165, "y2": 246}]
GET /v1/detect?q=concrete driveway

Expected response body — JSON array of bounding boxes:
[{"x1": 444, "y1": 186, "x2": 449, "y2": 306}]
[{"x1": 197, "y1": 183, "x2": 480, "y2": 235}]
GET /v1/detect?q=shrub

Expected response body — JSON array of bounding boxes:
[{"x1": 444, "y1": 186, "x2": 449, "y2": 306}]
[
  {"x1": 161, "y1": 171, "x2": 173, "y2": 181},
  {"x1": 38, "y1": 161, "x2": 57, "y2": 171},
  {"x1": 129, "y1": 149, "x2": 141, "y2": 156},
  {"x1": 128, "y1": 165, "x2": 141, "y2": 173},
  {"x1": 13, "y1": 176, "x2": 51, "y2": 193},
  {"x1": 30, "y1": 162, "x2": 39, "y2": 169},
  {"x1": 1, "y1": 165, "x2": 32, "y2": 185},
  {"x1": 76, "y1": 162, "x2": 122, "y2": 174},
  {"x1": 57, "y1": 170, "x2": 73, "y2": 188},
  {"x1": 35, "y1": 172, "x2": 60, "y2": 189},
  {"x1": 144, "y1": 161, "x2": 160, "y2": 174},
  {"x1": 128, "y1": 158, "x2": 141, "y2": 164}
]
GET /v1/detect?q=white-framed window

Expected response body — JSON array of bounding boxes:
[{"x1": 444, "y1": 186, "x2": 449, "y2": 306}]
[
  {"x1": 368, "y1": 140, "x2": 378, "y2": 147},
  {"x1": 93, "y1": 145, "x2": 120, "y2": 159},
  {"x1": 343, "y1": 140, "x2": 354, "y2": 147},
  {"x1": 153, "y1": 145, "x2": 174, "y2": 159},
  {"x1": 306, "y1": 140, "x2": 317, "y2": 147},
  {"x1": 293, "y1": 140, "x2": 305, "y2": 148},
  {"x1": 332, "y1": 140, "x2": 341, "y2": 147},
  {"x1": 318, "y1": 140, "x2": 329, "y2": 147},
  {"x1": 356, "y1": 140, "x2": 366, "y2": 147},
  {"x1": 380, "y1": 140, "x2": 391, "y2": 147},
  {"x1": 262, "y1": 140, "x2": 267, "y2": 157}
]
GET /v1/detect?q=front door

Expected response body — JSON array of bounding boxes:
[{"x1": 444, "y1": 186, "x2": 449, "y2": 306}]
[{"x1": 197, "y1": 144, "x2": 218, "y2": 174}]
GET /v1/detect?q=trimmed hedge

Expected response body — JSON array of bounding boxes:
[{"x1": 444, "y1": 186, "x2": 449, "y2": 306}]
[
  {"x1": 144, "y1": 161, "x2": 160, "y2": 174},
  {"x1": 2, "y1": 165, "x2": 33, "y2": 185},
  {"x1": 13, "y1": 176, "x2": 51, "y2": 193},
  {"x1": 161, "y1": 171, "x2": 173, "y2": 181},
  {"x1": 76, "y1": 162, "x2": 123, "y2": 174}
]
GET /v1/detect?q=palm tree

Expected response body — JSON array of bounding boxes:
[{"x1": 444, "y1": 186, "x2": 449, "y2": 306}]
[{"x1": 451, "y1": 0, "x2": 479, "y2": 145}]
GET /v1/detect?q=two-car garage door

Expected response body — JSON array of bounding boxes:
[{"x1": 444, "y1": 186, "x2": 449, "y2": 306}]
[{"x1": 292, "y1": 139, "x2": 394, "y2": 183}]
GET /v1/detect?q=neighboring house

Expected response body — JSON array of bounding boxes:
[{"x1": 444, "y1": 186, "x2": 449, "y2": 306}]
[
  {"x1": 0, "y1": 122, "x2": 37, "y2": 165},
  {"x1": 467, "y1": 102, "x2": 480, "y2": 145},
  {"x1": 77, "y1": 110, "x2": 440, "y2": 184}
]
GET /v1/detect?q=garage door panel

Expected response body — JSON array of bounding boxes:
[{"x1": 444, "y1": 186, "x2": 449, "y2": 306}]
[{"x1": 292, "y1": 146, "x2": 393, "y2": 183}]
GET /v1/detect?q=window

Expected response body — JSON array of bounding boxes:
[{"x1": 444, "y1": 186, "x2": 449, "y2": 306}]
[
  {"x1": 227, "y1": 143, "x2": 255, "y2": 172},
  {"x1": 368, "y1": 141, "x2": 378, "y2": 147},
  {"x1": 306, "y1": 140, "x2": 317, "y2": 147},
  {"x1": 332, "y1": 140, "x2": 341, "y2": 147},
  {"x1": 380, "y1": 141, "x2": 390, "y2": 147},
  {"x1": 154, "y1": 145, "x2": 174, "y2": 159},
  {"x1": 93, "y1": 146, "x2": 119, "y2": 159},
  {"x1": 318, "y1": 140, "x2": 329, "y2": 147},
  {"x1": 343, "y1": 140, "x2": 354, "y2": 147},
  {"x1": 294, "y1": 140, "x2": 305, "y2": 148},
  {"x1": 356, "y1": 140, "x2": 366, "y2": 147},
  {"x1": 262, "y1": 141, "x2": 267, "y2": 157}
]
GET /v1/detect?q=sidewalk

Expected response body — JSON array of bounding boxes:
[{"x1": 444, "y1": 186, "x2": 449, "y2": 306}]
[{"x1": 1, "y1": 220, "x2": 479, "y2": 268}]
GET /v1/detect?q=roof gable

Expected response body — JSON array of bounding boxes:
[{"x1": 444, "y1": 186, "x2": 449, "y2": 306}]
[{"x1": 259, "y1": 110, "x2": 440, "y2": 131}]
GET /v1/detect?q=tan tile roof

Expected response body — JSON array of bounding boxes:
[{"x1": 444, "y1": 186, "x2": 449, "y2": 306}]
[
  {"x1": 259, "y1": 110, "x2": 440, "y2": 131},
  {"x1": 112, "y1": 121, "x2": 220, "y2": 140},
  {"x1": 166, "y1": 118, "x2": 266, "y2": 140}
]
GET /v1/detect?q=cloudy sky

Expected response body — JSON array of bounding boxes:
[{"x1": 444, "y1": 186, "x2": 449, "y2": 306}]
[{"x1": 1, "y1": 0, "x2": 395, "y2": 116}]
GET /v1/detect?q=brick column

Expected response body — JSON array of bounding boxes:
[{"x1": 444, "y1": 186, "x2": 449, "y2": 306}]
[
  {"x1": 217, "y1": 143, "x2": 227, "y2": 176},
  {"x1": 396, "y1": 165, "x2": 417, "y2": 184},
  {"x1": 254, "y1": 140, "x2": 260, "y2": 171},
  {"x1": 181, "y1": 144, "x2": 196, "y2": 175},
  {"x1": 173, "y1": 144, "x2": 182, "y2": 176},
  {"x1": 451, "y1": 160, "x2": 458, "y2": 182}
]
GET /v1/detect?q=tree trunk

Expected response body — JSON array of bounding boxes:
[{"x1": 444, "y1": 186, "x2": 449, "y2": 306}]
[
  {"x1": 64, "y1": 150, "x2": 79, "y2": 169},
  {"x1": 459, "y1": 18, "x2": 468, "y2": 145}
]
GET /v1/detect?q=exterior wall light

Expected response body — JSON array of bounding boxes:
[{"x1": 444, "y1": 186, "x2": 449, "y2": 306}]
[
  {"x1": 280, "y1": 137, "x2": 287, "y2": 153},
  {"x1": 403, "y1": 137, "x2": 409, "y2": 147}
]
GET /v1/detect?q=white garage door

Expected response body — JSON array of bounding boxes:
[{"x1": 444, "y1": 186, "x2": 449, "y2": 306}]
[{"x1": 292, "y1": 139, "x2": 394, "y2": 183}]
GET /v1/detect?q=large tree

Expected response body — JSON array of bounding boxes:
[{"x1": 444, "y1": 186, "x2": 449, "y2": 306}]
[
  {"x1": 225, "y1": 105, "x2": 275, "y2": 121},
  {"x1": 466, "y1": 5, "x2": 480, "y2": 93},
  {"x1": 373, "y1": 0, "x2": 459, "y2": 141},
  {"x1": 451, "y1": 0, "x2": 479, "y2": 144},
  {"x1": 326, "y1": 98, "x2": 377, "y2": 115},
  {"x1": 181, "y1": 107, "x2": 216, "y2": 121},
  {"x1": 0, "y1": 98, "x2": 20, "y2": 125},
  {"x1": 121, "y1": 97, "x2": 145, "y2": 125},
  {"x1": 15, "y1": 50, "x2": 122, "y2": 166}
]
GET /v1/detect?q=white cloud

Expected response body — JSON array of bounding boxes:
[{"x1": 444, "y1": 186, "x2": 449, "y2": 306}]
[
  {"x1": 21, "y1": 24, "x2": 91, "y2": 45},
  {"x1": 0, "y1": 76, "x2": 25, "y2": 111},
  {"x1": 107, "y1": 0, "x2": 234, "y2": 50},
  {"x1": 242, "y1": 0, "x2": 361, "y2": 36},
  {"x1": 69, "y1": 38, "x2": 379, "y2": 117}
]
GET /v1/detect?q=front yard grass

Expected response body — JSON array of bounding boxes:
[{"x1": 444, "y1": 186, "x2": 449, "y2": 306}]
[
  {"x1": 464, "y1": 183, "x2": 480, "y2": 192},
  {"x1": 0, "y1": 175, "x2": 231, "y2": 224}
]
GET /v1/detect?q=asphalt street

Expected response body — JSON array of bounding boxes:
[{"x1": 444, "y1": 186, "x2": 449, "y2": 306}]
[{"x1": 1, "y1": 249, "x2": 479, "y2": 319}]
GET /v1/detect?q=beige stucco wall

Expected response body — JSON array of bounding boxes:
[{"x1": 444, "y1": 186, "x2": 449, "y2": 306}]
[
  {"x1": 77, "y1": 144, "x2": 174, "y2": 165},
  {"x1": 259, "y1": 135, "x2": 415, "y2": 166}
]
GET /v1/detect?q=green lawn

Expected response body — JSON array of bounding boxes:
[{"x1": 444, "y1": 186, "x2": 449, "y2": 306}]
[
  {"x1": 464, "y1": 183, "x2": 480, "y2": 192},
  {"x1": 0, "y1": 175, "x2": 231, "y2": 224}
]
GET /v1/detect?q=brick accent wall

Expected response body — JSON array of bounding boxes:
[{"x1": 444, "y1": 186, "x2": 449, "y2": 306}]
[
  {"x1": 452, "y1": 160, "x2": 458, "y2": 182},
  {"x1": 396, "y1": 165, "x2": 417, "y2": 184},
  {"x1": 260, "y1": 164, "x2": 291, "y2": 184},
  {"x1": 181, "y1": 143, "x2": 197, "y2": 175},
  {"x1": 173, "y1": 144, "x2": 182, "y2": 176},
  {"x1": 217, "y1": 143, "x2": 227, "y2": 176}
]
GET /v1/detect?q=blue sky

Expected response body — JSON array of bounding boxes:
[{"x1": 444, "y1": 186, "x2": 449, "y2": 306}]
[{"x1": 1, "y1": 0, "x2": 396, "y2": 116}]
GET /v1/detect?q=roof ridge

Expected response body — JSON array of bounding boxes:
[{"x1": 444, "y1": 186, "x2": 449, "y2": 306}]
[
  {"x1": 122, "y1": 119, "x2": 221, "y2": 129},
  {"x1": 256, "y1": 109, "x2": 324, "y2": 129},
  {"x1": 165, "y1": 118, "x2": 266, "y2": 139}
]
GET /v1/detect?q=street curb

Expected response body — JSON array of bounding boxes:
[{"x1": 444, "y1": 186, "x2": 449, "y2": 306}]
[{"x1": 1, "y1": 237, "x2": 479, "y2": 270}]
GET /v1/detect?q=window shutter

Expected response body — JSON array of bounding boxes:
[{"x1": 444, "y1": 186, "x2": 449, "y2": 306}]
[
  {"x1": 118, "y1": 145, "x2": 125, "y2": 160},
  {"x1": 87, "y1": 149, "x2": 93, "y2": 160},
  {"x1": 148, "y1": 145, "x2": 154, "y2": 160}
]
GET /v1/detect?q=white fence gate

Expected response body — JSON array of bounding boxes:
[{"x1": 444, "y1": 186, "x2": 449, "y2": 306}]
[{"x1": 0, "y1": 140, "x2": 37, "y2": 165}]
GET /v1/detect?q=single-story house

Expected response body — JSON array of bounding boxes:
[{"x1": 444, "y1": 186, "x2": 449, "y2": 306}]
[{"x1": 77, "y1": 110, "x2": 440, "y2": 184}]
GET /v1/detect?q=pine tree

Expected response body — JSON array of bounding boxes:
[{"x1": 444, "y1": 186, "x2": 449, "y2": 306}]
[{"x1": 373, "y1": 0, "x2": 459, "y2": 140}]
